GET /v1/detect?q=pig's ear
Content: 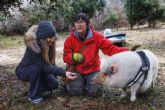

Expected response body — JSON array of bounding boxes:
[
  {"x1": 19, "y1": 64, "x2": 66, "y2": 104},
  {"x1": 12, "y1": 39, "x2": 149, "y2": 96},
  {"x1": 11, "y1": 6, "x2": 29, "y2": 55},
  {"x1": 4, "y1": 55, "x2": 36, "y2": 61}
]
[{"x1": 110, "y1": 65, "x2": 117, "y2": 74}]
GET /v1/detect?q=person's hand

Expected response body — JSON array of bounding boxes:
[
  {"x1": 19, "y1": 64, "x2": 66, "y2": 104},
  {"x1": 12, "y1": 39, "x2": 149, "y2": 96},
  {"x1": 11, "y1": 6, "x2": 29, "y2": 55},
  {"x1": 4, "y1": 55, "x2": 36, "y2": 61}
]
[
  {"x1": 73, "y1": 53, "x2": 84, "y2": 63},
  {"x1": 65, "y1": 71, "x2": 78, "y2": 80}
]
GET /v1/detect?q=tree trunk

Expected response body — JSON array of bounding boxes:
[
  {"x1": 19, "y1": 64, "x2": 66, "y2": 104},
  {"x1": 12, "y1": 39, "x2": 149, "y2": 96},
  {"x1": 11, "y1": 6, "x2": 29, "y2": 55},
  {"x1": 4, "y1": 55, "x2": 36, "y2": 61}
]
[
  {"x1": 148, "y1": 21, "x2": 152, "y2": 28},
  {"x1": 152, "y1": 21, "x2": 157, "y2": 28},
  {"x1": 117, "y1": 20, "x2": 119, "y2": 31},
  {"x1": 130, "y1": 24, "x2": 133, "y2": 30},
  {"x1": 137, "y1": 23, "x2": 139, "y2": 29}
]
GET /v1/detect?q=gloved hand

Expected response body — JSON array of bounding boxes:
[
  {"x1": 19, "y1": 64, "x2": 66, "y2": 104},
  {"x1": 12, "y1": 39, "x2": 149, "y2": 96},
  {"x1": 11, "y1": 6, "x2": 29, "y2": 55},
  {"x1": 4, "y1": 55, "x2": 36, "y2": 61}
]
[{"x1": 73, "y1": 53, "x2": 84, "y2": 63}]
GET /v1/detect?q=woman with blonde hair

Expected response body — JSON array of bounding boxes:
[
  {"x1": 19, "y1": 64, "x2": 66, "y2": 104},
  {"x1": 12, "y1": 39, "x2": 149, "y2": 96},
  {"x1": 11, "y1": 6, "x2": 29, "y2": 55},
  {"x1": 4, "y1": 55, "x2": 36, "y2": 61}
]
[{"x1": 16, "y1": 21, "x2": 77, "y2": 104}]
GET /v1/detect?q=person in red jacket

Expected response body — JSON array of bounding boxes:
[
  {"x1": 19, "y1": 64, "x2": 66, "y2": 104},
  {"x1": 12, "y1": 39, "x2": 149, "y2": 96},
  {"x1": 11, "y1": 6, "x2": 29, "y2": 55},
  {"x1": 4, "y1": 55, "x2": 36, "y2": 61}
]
[{"x1": 63, "y1": 13, "x2": 128, "y2": 96}]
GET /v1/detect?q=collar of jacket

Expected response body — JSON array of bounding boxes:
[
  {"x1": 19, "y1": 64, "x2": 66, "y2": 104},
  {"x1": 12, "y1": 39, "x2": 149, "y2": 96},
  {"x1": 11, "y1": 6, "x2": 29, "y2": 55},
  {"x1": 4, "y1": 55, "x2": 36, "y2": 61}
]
[{"x1": 74, "y1": 26, "x2": 93, "y2": 40}]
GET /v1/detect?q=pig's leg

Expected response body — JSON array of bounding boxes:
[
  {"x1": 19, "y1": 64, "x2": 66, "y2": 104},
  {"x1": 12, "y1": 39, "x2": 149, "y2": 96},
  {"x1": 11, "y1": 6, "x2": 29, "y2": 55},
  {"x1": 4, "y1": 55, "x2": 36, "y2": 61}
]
[
  {"x1": 130, "y1": 84, "x2": 140, "y2": 102},
  {"x1": 120, "y1": 88, "x2": 127, "y2": 99},
  {"x1": 151, "y1": 81, "x2": 155, "y2": 89}
]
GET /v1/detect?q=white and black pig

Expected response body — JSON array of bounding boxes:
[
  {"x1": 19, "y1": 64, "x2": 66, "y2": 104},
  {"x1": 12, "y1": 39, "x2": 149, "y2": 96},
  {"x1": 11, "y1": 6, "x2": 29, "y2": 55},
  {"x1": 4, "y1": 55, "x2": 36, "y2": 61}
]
[{"x1": 95, "y1": 49, "x2": 158, "y2": 102}]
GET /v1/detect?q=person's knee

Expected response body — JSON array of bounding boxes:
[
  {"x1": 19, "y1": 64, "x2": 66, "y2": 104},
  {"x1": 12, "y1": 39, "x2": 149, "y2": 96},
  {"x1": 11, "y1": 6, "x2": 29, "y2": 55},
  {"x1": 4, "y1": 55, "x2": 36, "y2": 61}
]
[
  {"x1": 16, "y1": 65, "x2": 41, "y2": 81},
  {"x1": 87, "y1": 84, "x2": 102, "y2": 97},
  {"x1": 47, "y1": 84, "x2": 58, "y2": 91},
  {"x1": 67, "y1": 85, "x2": 83, "y2": 96},
  {"x1": 66, "y1": 77, "x2": 84, "y2": 96},
  {"x1": 49, "y1": 80, "x2": 58, "y2": 90},
  {"x1": 86, "y1": 72, "x2": 102, "y2": 96},
  {"x1": 45, "y1": 75, "x2": 59, "y2": 91},
  {"x1": 29, "y1": 65, "x2": 42, "y2": 80}
]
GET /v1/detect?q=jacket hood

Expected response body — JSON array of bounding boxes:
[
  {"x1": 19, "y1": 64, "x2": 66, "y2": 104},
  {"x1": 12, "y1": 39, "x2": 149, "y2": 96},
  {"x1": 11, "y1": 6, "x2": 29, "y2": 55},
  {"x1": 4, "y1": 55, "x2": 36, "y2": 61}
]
[{"x1": 24, "y1": 25, "x2": 41, "y2": 53}]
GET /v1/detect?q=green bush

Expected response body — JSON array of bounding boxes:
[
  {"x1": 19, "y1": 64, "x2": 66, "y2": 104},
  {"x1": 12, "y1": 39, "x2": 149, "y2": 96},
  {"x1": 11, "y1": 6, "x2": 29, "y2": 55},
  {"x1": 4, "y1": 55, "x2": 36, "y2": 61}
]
[{"x1": 104, "y1": 12, "x2": 118, "y2": 28}]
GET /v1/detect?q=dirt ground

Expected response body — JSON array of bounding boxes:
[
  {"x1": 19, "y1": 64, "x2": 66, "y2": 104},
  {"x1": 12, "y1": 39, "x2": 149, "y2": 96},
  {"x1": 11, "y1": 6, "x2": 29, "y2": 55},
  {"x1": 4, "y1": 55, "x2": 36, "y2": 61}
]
[{"x1": 0, "y1": 27, "x2": 165, "y2": 110}]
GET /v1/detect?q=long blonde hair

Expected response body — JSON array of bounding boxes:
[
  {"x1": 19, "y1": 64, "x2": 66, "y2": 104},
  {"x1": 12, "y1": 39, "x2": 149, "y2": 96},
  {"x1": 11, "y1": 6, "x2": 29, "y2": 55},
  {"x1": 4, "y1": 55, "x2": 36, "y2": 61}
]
[{"x1": 39, "y1": 39, "x2": 56, "y2": 64}]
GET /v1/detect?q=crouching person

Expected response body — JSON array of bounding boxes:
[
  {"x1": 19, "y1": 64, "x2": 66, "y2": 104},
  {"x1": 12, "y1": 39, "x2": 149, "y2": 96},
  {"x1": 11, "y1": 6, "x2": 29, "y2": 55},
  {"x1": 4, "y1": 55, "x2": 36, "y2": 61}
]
[
  {"x1": 15, "y1": 21, "x2": 77, "y2": 104},
  {"x1": 63, "y1": 13, "x2": 128, "y2": 97}
]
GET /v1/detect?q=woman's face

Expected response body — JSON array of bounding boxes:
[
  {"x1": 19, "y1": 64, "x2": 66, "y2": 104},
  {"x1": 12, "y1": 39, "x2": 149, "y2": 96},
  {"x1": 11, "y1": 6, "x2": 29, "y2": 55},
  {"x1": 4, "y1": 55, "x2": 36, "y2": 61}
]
[
  {"x1": 46, "y1": 37, "x2": 56, "y2": 46},
  {"x1": 74, "y1": 18, "x2": 87, "y2": 35}
]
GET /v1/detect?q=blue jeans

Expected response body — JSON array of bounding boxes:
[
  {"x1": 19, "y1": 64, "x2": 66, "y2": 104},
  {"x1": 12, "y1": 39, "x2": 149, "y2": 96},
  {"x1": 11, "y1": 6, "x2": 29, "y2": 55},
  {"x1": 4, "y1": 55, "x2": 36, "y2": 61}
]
[
  {"x1": 16, "y1": 64, "x2": 58, "y2": 99},
  {"x1": 66, "y1": 72, "x2": 102, "y2": 96}
]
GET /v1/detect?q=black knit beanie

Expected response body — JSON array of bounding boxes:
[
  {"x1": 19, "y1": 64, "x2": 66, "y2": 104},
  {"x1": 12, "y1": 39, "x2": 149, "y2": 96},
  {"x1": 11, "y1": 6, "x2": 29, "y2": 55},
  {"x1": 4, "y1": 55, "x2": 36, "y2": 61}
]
[{"x1": 36, "y1": 21, "x2": 56, "y2": 39}]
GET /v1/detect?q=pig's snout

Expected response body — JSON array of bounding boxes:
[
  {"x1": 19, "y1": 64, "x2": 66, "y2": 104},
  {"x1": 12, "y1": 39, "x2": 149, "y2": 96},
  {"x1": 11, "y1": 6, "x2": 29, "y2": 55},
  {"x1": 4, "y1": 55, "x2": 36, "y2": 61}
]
[{"x1": 94, "y1": 73, "x2": 108, "y2": 85}]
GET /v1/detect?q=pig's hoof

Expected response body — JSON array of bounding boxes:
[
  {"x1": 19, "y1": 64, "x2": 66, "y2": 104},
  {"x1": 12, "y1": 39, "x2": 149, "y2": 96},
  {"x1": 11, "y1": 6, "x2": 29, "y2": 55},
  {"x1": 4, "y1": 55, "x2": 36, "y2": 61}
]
[
  {"x1": 119, "y1": 94, "x2": 127, "y2": 101},
  {"x1": 120, "y1": 94, "x2": 127, "y2": 99},
  {"x1": 130, "y1": 97, "x2": 136, "y2": 102}
]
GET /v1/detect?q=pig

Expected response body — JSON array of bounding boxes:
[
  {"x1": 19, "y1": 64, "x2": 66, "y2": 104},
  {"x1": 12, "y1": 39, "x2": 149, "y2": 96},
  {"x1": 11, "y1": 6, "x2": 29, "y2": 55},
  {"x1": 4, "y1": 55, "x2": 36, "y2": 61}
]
[{"x1": 95, "y1": 49, "x2": 158, "y2": 102}]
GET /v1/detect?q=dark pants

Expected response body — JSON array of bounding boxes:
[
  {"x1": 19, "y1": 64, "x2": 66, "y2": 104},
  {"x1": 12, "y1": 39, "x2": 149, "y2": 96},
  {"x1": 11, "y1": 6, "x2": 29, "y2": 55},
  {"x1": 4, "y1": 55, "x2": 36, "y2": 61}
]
[
  {"x1": 16, "y1": 64, "x2": 58, "y2": 99},
  {"x1": 66, "y1": 72, "x2": 102, "y2": 96}
]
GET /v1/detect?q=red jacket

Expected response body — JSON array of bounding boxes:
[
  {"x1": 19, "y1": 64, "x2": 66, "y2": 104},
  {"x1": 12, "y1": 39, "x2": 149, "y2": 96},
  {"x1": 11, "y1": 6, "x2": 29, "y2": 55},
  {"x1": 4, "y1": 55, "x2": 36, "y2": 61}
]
[{"x1": 63, "y1": 28, "x2": 128, "y2": 75}]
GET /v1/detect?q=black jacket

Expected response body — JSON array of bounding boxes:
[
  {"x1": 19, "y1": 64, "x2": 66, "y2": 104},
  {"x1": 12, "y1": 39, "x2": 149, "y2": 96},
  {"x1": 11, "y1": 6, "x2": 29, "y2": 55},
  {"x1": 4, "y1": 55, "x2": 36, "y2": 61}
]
[{"x1": 15, "y1": 47, "x2": 66, "y2": 77}]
